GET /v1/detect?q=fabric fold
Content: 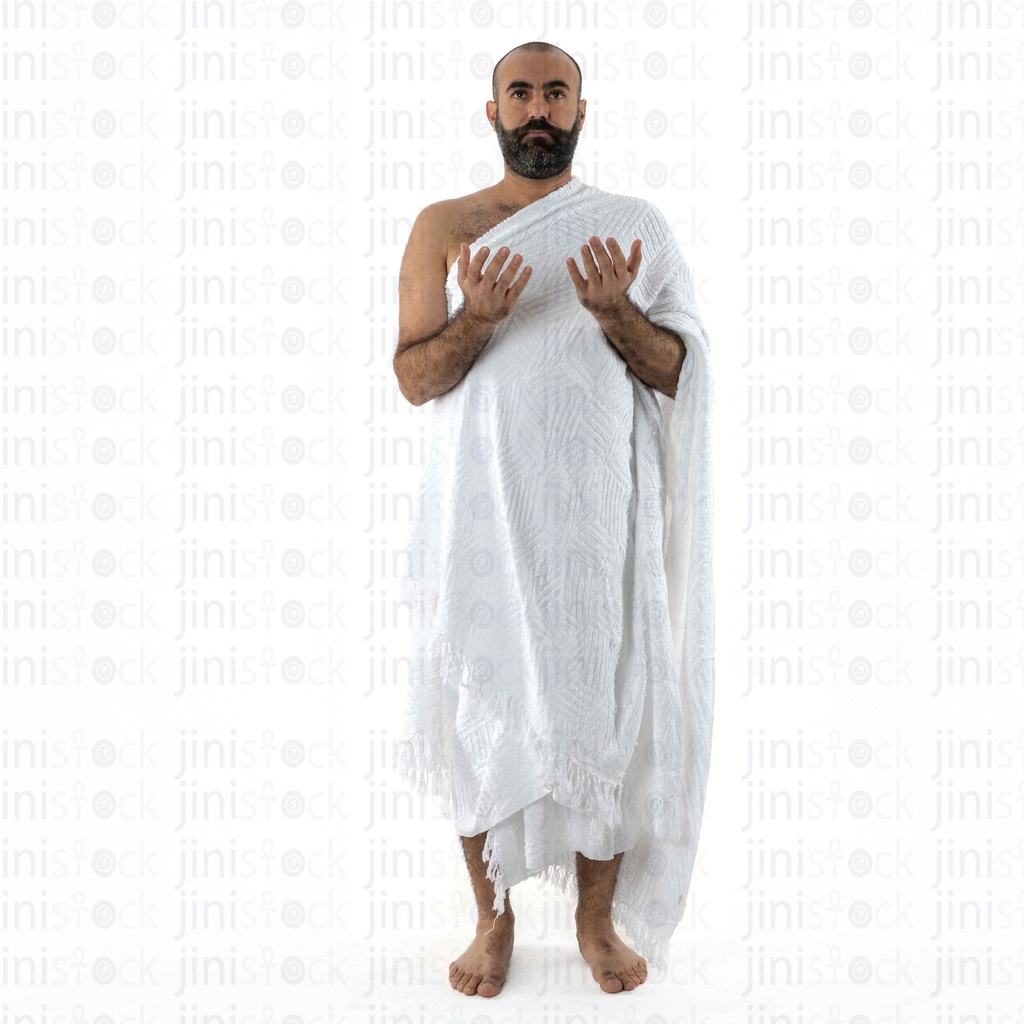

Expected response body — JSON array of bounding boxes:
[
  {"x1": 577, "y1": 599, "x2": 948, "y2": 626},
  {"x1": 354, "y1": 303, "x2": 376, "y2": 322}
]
[{"x1": 394, "y1": 175, "x2": 715, "y2": 972}]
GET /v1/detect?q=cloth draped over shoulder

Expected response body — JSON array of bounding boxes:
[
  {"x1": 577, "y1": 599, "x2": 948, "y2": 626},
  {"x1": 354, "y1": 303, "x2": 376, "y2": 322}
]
[{"x1": 394, "y1": 175, "x2": 715, "y2": 972}]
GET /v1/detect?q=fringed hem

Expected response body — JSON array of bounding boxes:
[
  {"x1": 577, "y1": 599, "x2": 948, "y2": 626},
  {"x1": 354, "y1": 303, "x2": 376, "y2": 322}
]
[
  {"x1": 481, "y1": 827, "x2": 508, "y2": 916},
  {"x1": 394, "y1": 572, "x2": 689, "y2": 845},
  {"x1": 394, "y1": 570, "x2": 690, "y2": 974}
]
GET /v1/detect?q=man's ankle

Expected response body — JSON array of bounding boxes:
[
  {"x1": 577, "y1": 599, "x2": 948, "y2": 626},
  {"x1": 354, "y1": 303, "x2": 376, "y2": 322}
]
[
  {"x1": 476, "y1": 908, "x2": 514, "y2": 931},
  {"x1": 574, "y1": 909, "x2": 613, "y2": 932}
]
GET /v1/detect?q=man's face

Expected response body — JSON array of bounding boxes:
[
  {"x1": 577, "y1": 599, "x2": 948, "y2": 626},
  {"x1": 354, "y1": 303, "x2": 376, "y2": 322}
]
[{"x1": 489, "y1": 52, "x2": 584, "y2": 180}]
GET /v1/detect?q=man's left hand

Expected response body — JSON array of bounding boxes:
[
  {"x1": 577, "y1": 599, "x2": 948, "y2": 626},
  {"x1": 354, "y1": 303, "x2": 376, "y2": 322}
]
[{"x1": 566, "y1": 236, "x2": 642, "y2": 316}]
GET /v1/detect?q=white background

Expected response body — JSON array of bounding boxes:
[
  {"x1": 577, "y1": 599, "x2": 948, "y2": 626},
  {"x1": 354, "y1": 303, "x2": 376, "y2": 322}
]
[{"x1": 5, "y1": 0, "x2": 1024, "y2": 1019}]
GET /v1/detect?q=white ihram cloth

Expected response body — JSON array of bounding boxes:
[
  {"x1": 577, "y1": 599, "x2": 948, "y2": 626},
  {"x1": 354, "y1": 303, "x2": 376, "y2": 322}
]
[{"x1": 394, "y1": 175, "x2": 715, "y2": 971}]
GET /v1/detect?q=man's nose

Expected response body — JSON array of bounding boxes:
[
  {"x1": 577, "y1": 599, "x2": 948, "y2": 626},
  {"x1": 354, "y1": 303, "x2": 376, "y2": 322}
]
[{"x1": 525, "y1": 98, "x2": 551, "y2": 120}]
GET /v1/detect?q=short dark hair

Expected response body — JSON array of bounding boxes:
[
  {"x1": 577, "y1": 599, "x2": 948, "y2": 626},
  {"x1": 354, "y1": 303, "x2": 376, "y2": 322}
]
[{"x1": 491, "y1": 41, "x2": 582, "y2": 104}]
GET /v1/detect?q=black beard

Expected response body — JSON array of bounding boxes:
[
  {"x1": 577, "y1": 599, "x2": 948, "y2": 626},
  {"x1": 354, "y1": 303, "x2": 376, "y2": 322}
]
[{"x1": 493, "y1": 111, "x2": 582, "y2": 180}]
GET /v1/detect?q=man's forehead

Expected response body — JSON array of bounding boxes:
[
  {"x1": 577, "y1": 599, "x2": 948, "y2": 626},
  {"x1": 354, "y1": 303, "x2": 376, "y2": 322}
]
[{"x1": 497, "y1": 52, "x2": 577, "y2": 90}]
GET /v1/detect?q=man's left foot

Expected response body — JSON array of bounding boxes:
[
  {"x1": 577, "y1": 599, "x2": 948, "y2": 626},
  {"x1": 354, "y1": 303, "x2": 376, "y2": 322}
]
[{"x1": 575, "y1": 918, "x2": 648, "y2": 992}]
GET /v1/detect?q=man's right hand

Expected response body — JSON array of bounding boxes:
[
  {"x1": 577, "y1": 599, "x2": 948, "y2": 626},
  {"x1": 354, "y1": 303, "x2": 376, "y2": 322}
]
[{"x1": 458, "y1": 243, "x2": 532, "y2": 326}]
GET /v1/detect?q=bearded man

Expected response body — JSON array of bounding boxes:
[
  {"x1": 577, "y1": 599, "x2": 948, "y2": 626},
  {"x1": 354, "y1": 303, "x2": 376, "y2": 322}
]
[{"x1": 393, "y1": 40, "x2": 715, "y2": 998}]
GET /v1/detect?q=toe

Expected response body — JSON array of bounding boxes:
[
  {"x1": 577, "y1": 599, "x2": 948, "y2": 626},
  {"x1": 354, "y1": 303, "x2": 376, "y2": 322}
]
[
  {"x1": 600, "y1": 971, "x2": 624, "y2": 992},
  {"x1": 462, "y1": 973, "x2": 480, "y2": 995},
  {"x1": 478, "y1": 974, "x2": 503, "y2": 997}
]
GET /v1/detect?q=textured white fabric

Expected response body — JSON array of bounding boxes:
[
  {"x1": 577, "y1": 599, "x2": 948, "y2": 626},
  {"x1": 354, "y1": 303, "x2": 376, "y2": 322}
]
[{"x1": 394, "y1": 175, "x2": 715, "y2": 972}]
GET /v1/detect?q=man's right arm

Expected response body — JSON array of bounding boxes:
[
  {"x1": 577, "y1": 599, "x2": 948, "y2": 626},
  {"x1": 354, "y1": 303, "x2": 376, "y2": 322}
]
[
  {"x1": 393, "y1": 206, "x2": 491, "y2": 407},
  {"x1": 394, "y1": 207, "x2": 531, "y2": 407}
]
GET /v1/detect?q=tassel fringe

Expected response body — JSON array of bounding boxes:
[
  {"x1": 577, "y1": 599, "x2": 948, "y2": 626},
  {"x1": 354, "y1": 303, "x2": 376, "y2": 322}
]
[
  {"x1": 393, "y1": 570, "x2": 690, "y2": 973},
  {"x1": 394, "y1": 572, "x2": 688, "y2": 843}
]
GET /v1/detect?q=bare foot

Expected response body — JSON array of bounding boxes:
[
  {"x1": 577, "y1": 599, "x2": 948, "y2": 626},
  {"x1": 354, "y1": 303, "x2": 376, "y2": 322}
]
[
  {"x1": 576, "y1": 916, "x2": 648, "y2": 993},
  {"x1": 449, "y1": 911, "x2": 515, "y2": 997}
]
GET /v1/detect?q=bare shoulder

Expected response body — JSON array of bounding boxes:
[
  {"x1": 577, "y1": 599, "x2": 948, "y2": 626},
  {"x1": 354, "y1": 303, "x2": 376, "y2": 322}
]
[
  {"x1": 406, "y1": 195, "x2": 477, "y2": 275},
  {"x1": 452, "y1": 197, "x2": 524, "y2": 263},
  {"x1": 395, "y1": 187, "x2": 527, "y2": 353},
  {"x1": 427, "y1": 187, "x2": 523, "y2": 272},
  {"x1": 397, "y1": 192, "x2": 483, "y2": 300},
  {"x1": 408, "y1": 198, "x2": 453, "y2": 251},
  {"x1": 408, "y1": 184, "x2": 528, "y2": 267}
]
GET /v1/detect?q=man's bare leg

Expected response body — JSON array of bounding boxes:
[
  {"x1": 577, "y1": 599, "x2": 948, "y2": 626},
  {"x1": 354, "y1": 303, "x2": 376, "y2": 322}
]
[
  {"x1": 574, "y1": 851, "x2": 648, "y2": 992},
  {"x1": 449, "y1": 831, "x2": 515, "y2": 997}
]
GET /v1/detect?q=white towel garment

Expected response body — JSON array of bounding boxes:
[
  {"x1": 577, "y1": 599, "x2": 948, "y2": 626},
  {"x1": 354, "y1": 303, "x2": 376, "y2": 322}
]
[{"x1": 395, "y1": 175, "x2": 716, "y2": 972}]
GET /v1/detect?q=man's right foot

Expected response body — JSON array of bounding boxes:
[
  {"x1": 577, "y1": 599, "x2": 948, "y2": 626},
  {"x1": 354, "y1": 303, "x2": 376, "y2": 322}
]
[{"x1": 449, "y1": 911, "x2": 515, "y2": 996}]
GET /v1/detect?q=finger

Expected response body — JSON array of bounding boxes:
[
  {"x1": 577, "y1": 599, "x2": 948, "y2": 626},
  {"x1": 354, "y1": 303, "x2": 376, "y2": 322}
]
[
  {"x1": 589, "y1": 235, "x2": 614, "y2": 275},
  {"x1": 626, "y1": 239, "x2": 642, "y2": 276},
  {"x1": 496, "y1": 252, "x2": 524, "y2": 288},
  {"x1": 566, "y1": 256, "x2": 585, "y2": 290},
  {"x1": 605, "y1": 237, "x2": 626, "y2": 274},
  {"x1": 483, "y1": 245, "x2": 511, "y2": 281},
  {"x1": 508, "y1": 264, "x2": 533, "y2": 297},
  {"x1": 469, "y1": 244, "x2": 491, "y2": 279},
  {"x1": 579, "y1": 243, "x2": 600, "y2": 278}
]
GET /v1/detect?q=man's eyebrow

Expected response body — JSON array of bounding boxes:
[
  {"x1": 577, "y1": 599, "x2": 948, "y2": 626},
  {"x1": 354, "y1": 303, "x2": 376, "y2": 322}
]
[{"x1": 505, "y1": 79, "x2": 571, "y2": 92}]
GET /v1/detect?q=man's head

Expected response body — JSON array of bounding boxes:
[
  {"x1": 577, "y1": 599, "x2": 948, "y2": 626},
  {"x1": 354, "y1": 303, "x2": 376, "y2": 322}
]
[
  {"x1": 486, "y1": 42, "x2": 586, "y2": 180},
  {"x1": 491, "y1": 41, "x2": 582, "y2": 105}
]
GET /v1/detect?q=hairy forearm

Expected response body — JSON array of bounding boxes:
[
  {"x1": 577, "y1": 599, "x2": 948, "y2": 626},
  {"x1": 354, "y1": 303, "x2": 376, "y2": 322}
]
[
  {"x1": 592, "y1": 299, "x2": 686, "y2": 400},
  {"x1": 393, "y1": 310, "x2": 497, "y2": 406}
]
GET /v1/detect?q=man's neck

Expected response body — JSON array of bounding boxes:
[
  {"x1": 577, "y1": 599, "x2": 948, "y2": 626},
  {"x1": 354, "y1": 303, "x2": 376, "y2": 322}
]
[{"x1": 492, "y1": 167, "x2": 573, "y2": 209}]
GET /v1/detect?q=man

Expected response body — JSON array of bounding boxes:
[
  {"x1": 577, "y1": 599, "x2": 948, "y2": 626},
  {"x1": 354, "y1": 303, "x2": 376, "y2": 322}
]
[{"x1": 392, "y1": 41, "x2": 715, "y2": 998}]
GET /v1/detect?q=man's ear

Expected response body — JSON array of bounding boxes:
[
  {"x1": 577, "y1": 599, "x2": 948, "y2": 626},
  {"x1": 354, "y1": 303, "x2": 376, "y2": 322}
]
[
  {"x1": 578, "y1": 98, "x2": 587, "y2": 127},
  {"x1": 485, "y1": 100, "x2": 497, "y2": 131}
]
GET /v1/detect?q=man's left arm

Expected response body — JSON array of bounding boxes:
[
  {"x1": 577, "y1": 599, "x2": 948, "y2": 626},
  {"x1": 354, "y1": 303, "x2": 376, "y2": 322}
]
[
  {"x1": 591, "y1": 299, "x2": 686, "y2": 401},
  {"x1": 567, "y1": 235, "x2": 687, "y2": 401}
]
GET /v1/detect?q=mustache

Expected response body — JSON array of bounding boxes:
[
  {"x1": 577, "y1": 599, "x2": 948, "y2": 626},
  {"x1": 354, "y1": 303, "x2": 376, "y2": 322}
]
[{"x1": 516, "y1": 121, "x2": 564, "y2": 139}]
